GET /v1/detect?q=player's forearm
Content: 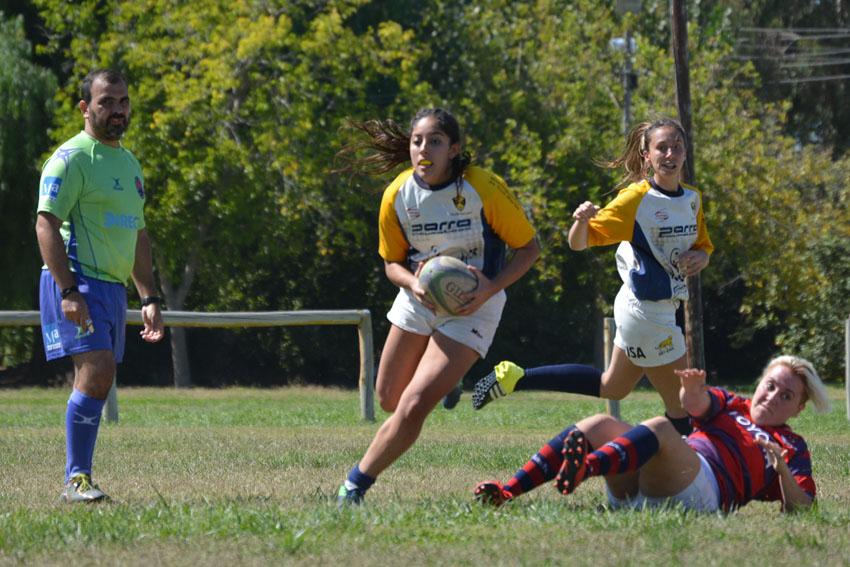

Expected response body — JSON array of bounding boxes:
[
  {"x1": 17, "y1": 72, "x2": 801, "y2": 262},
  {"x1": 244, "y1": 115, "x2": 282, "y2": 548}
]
[
  {"x1": 568, "y1": 221, "x2": 589, "y2": 250},
  {"x1": 488, "y1": 237, "x2": 540, "y2": 292},
  {"x1": 385, "y1": 261, "x2": 418, "y2": 291},
  {"x1": 131, "y1": 229, "x2": 158, "y2": 297},
  {"x1": 35, "y1": 213, "x2": 76, "y2": 289},
  {"x1": 777, "y1": 467, "x2": 813, "y2": 513},
  {"x1": 680, "y1": 385, "x2": 711, "y2": 419}
]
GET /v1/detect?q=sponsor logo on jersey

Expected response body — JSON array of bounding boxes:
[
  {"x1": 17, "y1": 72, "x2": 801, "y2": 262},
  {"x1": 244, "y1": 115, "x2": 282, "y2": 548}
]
[
  {"x1": 407, "y1": 207, "x2": 421, "y2": 219},
  {"x1": 112, "y1": 177, "x2": 124, "y2": 191},
  {"x1": 656, "y1": 335, "x2": 674, "y2": 356},
  {"x1": 135, "y1": 176, "x2": 145, "y2": 199},
  {"x1": 729, "y1": 411, "x2": 774, "y2": 467},
  {"x1": 659, "y1": 224, "x2": 698, "y2": 238},
  {"x1": 453, "y1": 194, "x2": 466, "y2": 211},
  {"x1": 655, "y1": 209, "x2": 669, "y2": 221},
  {"x1": 471, "y1": 328, "x2": 483, "y2": 338},
  {"x1": 41, "y1": 176, "x2": 62, "y2": 199},
  {"x1": 104, "y1": 211, "x2": 140, "y2": 229},
  {"x1": 43, "y1": 323, "x2": 62, "y2": 353},
  {"x1": 625, "y1": 346, "x2": 646, "y2": 359},
  {"x1": 410, "y1": 218, "x2": 472, "y2": 235},
  {"x1": 75, "y1": 322, "x2": 94, "y2": 339}
]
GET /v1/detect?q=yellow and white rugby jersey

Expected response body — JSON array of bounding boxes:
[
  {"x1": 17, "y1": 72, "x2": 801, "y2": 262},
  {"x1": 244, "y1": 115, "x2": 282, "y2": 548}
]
[
  {"x1": 587, "y1": 179, "x2": 713, "y2": 302},
  {"x1": 378, "y1": 166, "x2": 535, "y2": 278}
]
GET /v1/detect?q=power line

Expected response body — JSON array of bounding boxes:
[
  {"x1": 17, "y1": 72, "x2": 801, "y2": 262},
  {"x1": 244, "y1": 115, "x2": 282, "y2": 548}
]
[
  {"x1": 774, "y1": 73, "x2": 850, "y2": 84},
  {"x1": 735, "y1": 26, "x2": 850, "y2": 84}
]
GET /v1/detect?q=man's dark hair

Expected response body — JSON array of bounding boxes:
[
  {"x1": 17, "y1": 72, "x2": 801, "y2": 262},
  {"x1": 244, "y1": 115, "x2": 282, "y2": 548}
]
[{"x1": 81, "y1": 69, "x2": 127, "y2": 104}]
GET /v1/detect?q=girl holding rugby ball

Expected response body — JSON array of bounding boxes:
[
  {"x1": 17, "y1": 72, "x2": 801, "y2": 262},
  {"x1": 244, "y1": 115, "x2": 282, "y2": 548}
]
[{"x1": 335, "y1": 108, "x2": 539, "y2": 504}]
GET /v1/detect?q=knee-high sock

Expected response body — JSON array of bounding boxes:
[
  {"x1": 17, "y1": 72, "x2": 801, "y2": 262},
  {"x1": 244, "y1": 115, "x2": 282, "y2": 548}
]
[
  {"x1": 65, "y1": 389, "x2": 105, "y2": 481},
  {"x1": 517, "y1": 364, "x2": 602, "y2": 397},
  {"x1": 505, "y1": 424, "x2": 587, "y2": 496},
  {"x1": 585, "y1": 424, "x2": 659, "y2": 477}
]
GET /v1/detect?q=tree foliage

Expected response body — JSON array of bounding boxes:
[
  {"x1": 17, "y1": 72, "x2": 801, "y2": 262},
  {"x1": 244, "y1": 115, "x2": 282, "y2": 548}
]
[
  {"x1": 3, "y1": 0, "x2": 847, "y2": 383},
  {"x1": 0, "y1": 12, "x2": 56, "y2": 366}
]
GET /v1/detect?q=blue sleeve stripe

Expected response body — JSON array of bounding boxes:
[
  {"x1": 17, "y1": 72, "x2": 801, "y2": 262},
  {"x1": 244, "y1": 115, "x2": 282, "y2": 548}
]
[
  {"x1": 480, "y1": 209, "x2": 505, "y2": 279},
  {"x1": 628, "y1": 222, "x2": 672, "y2": 300}
]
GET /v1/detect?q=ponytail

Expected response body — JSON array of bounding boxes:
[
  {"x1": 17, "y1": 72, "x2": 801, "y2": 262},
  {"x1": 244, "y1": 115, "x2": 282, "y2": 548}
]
[
  {"x1": 333, "y1": 119, "x2": 411, "y2": 177},
  {"x1": 334, "y1": 108, "x2": 472, "y2": 182}
]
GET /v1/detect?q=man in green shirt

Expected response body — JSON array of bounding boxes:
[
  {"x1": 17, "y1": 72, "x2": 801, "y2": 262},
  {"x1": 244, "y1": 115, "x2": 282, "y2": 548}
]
[{"x1": 36, "y1": 69, "x2": 164, "y2": 502}]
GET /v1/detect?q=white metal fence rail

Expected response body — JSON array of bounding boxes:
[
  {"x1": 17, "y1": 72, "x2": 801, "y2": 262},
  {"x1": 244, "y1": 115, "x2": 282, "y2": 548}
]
[{"x1": 0, "y1": 309, "x2": 375, "y2": 422}]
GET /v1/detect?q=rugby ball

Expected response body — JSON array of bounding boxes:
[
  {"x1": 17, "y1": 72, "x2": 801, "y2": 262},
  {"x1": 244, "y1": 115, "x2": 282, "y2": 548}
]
[{"x1": 418, "y1": 256, "x2": 479, "y2": 315}]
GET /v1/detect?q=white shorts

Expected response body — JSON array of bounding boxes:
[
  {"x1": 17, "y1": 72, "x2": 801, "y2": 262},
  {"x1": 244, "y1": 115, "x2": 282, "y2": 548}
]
[
  {"x1": 606, "y1": 452, "x2": 721, "y2": 513},
  {"x1": 386, "y1": 288, "x2": 506, "y2": 358},
  {"x1": 613, "y1": 285, "x2": 686, "y2": 367}
]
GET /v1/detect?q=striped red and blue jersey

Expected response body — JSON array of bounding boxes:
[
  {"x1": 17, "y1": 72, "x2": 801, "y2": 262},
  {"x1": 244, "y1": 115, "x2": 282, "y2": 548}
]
[{"x1": 686, "y1": 387, "x2": 814, "y2": 512}]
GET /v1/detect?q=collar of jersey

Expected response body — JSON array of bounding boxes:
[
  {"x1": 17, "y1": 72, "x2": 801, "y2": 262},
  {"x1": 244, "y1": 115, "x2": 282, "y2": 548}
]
[
  {"x1": 80, "y1": 130, "x2": 125, "y2": 152},
  {"x1": 412, "y1": 172, "x2": 460, "y2": 191},
  {"x1": 648, "y1": 178, "x2": 683, "y2": 197}
]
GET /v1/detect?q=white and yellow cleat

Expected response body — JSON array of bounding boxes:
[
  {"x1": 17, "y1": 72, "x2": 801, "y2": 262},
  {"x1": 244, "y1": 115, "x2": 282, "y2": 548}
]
[
  {"x1": 59, "y1": 473, "x2": 109, "y2": 503},
  {"x1": 471, "y1": 360, "x2": 525, "y2": 410}
]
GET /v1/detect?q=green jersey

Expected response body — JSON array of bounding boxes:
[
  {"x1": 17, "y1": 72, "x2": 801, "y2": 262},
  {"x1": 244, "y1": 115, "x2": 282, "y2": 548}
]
[{"x1": 38, "y1": 131, "x2": 146, "y2": 283}]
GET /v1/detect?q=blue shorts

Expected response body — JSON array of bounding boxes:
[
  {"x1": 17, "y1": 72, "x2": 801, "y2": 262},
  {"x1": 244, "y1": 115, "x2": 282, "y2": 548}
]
[{"x1": 39, "y1": 270, "x2": 127, "y2": 362}]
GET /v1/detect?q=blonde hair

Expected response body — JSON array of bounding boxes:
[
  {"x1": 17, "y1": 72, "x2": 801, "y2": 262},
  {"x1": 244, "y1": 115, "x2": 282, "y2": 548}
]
[
  {"x1": 599, "y1": 118, "x2": 687, "y2": 187},
  {"x1": 762, "y1": 355, "x2": 831, "y2": 413}
]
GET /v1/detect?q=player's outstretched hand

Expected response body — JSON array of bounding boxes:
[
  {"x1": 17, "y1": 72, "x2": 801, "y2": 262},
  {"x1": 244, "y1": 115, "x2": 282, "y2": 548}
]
[{"x1": 674, "y1": 367, "x2": 706, "y2": 390}]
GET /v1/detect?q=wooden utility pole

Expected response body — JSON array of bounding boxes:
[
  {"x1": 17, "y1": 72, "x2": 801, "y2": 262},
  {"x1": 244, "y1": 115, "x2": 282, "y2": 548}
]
[{"x1": 671, "y1": 0, "x2": 705, "y2": 370}]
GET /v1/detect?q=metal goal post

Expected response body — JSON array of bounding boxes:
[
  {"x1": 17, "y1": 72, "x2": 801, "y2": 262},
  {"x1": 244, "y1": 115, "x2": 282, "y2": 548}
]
[
  {"x1": 603, "y1": 317, "x2": 621, "y2": 419},
  {"x1": 0, "y1": 309, "x2": 375, "y2": 422}
]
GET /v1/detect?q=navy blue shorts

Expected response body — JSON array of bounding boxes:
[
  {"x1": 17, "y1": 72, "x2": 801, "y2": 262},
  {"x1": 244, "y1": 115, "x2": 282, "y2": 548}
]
[{"x1": 39, "y1": 270, "x2": 127, "y2": 362}]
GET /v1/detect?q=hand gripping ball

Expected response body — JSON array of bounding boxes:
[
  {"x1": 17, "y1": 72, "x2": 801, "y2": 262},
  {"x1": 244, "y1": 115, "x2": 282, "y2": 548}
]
[{"x1": 418, "y1": 256, "x2": 479, "y2": 315}]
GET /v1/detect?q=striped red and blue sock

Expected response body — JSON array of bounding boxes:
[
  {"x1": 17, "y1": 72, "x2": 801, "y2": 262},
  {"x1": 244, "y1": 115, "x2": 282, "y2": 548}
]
[
  {"x1": 585, "y1": 424, "x2": 659, "y2": 477},
  {"x1": 505, "y1": 424, "x2": 582, "y2": 496}
]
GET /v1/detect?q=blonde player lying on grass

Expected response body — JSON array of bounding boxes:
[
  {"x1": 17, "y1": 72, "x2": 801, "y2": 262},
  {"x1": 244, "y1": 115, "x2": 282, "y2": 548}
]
[{"x1": 475, "y1": 355, "x2": 829, "y2": 513}]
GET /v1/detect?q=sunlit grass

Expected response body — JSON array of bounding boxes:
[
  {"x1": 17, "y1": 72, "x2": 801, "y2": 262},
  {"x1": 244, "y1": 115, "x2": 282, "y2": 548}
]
[{"x1": 1, "y1": 385, "x2": 848, "y2": 565}]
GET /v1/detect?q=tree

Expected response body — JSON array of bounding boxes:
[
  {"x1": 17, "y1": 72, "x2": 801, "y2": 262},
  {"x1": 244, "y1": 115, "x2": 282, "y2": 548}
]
[
  {"x1": 33, "y1": 0, "x2": 429, "y2": 386},
  {"x1": 0, "y1": 12, "x2": 56, "y2": 367},
  {"x1": 24, "y1": 0, "x2": 849, "y2": 386}
]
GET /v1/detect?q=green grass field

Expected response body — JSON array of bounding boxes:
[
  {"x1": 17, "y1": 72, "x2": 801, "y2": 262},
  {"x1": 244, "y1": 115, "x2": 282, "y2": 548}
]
[{"x1": 1, "y1": 385, "x2": 848, "y2": 566}]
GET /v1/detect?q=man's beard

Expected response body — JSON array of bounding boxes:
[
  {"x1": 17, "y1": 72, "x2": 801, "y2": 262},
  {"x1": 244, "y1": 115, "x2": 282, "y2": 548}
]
[{"x1": 91, "y1": 109, "x2": 129, "y2": 141}]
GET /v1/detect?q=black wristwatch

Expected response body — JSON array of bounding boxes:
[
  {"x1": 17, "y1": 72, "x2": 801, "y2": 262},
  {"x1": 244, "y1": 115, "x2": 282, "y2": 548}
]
[
  {"x1": 141, "y1": 296, "x2": 162, "y2": 307},
  {"x1": 60, "y1": 285, "x2": 79, "y2": 299}
]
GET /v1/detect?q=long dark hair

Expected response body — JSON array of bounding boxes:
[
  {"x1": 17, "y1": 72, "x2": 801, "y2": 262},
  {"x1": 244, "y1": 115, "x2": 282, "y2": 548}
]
[
  {"x1": 599, "y1": 117, "x2": 687, "y2": 187},
  {"x1": 334, "y1": 108, "x2": 472, "y2": 180}
]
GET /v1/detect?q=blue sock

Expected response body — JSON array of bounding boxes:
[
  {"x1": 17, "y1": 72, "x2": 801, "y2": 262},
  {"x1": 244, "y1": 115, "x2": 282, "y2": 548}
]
[
  {"x1": 344, "y1": 464, "x2": 376, "y2": 494},
  {"x1": 520, "y1": 364, "x2": 602, "y2": 397},
  {"x1": 65, "y1": 389, "x2": 105, "y2": 481}
]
